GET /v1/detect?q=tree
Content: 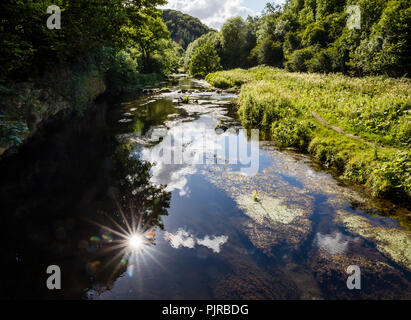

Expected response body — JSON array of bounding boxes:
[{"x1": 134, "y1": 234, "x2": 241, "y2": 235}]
[
  {"x1": 220, "y1": 17, "x2": 249, "y2": 68},
  {"x1": 162, "y1": 9, "x2": 212, "y2": 49},
  {"x1": 189, "y1": 43, "x2": 222, "y2": 78},
  {"x1": 183, "y1": 32, "x2": 222, "y2": 70},
  {"x1": 126, "y1": 15, "x2": 170, "y2": 73},
  {"x1": 0, "y1": 0, "x2": 168, "y2": 79},
  {"x1": 349, "y1": 0, "x2": 411, "y2": 76},
  {"x1": 251, "y1": 37, "x2": 284, "y2": 66}
]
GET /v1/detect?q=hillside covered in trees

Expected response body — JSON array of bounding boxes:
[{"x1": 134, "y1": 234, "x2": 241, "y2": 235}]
[
  {"x1": 0, "y1": 0, "x2": 183, "y2": 154},
  {"x1": 185, "y1": 0, "x2": 411, "y2": 77},
  {"x1": 162, "y1": 9, "x2": 213, "y2": 49}
]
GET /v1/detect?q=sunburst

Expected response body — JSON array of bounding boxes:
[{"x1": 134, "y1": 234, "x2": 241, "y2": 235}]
[{"x1": 82, "y1": 198, "x2": 168, "y2": 286}]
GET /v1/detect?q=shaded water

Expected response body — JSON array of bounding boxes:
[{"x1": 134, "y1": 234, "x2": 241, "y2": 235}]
[{"x1": 0, "y1": 76, "x2": 410, "y2": 300}]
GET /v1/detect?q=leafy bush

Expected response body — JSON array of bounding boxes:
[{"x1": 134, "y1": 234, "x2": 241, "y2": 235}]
[
  {"x1": 368, "y1": 151, "x2": 411, "y2": 198},
  {"x1": 308, "y1": 137, "x2": 347, "y2": 173},
  {"x1": 189, "y1": 43, "x2": 222, "y2": 78},
  {"x1": 238, "y1": 81, "x2": 299, "y2": 128},
  {"x1": 0, "y1": 117, "x2": 28, "y2": 147},
  {"x1": 272, "y1": 118, "x2": 315, "y2": 151},
  {"x1": 285, "y1": 46, "x2": 319, "y2": 72},
  {"x1": 100, "y1": 47, "x2": 163, "y2": 95},
  {"x1": 184, "y1": 32, "x2": 222, "y2": 70},
  {"x1": 301, "y1": 23, "x2": 328, "y2": 47},
  {"x1": 251, "y1": 38, "x2": 284, "y2": 66}
]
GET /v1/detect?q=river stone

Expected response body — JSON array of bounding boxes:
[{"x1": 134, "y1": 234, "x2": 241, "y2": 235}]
[
  {"x1": 213, "y1": 249, "x2": 300, "y2": 299},
  {"x1": 335, "y1": 210, "x2": 411, "y2": 270},
  {"x1": 235, "y1": 194, "x2": 304, "y2": 225},
  {"x1": 307, "y1": 249, "x2": 411, "y2": 299}
]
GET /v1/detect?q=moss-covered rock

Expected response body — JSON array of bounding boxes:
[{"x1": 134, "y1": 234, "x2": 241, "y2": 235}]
[{"x1": 336, "y1": 210, "x2": 411, "y2": 270}]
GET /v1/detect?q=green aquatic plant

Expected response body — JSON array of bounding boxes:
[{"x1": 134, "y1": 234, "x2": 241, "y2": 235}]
[
  {"x1": 236, "y1": 194, "x2": 304, "y2": 225},
  {"x1": 253, "y1": 190, "x2": 259, "y2": 202},
  {"x1": 181, "y1": 96, "x2": 190, "y2": 104},
  {"x1": 336, "y1": 210, "x2": 411, "y2": 270}
]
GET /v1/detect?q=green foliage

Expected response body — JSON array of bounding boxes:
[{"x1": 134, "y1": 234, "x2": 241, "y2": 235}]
[
  {"x1": 308, "y1": 137, "x2": 347, "y2": 173},
  {"x1": 0, "y1": 118, "x2": 28, "y2": 147},
  {"x1": 0, "y1": 0, "x2": 168, "y2": 79},
  {"x1": 368, "y1": 151, "x2": 411, "y2": 198},
  {"x1": 162, "y1": 9, "x2": 213, "y2": 49},
  {"x1": 251, "y1": 38, "x2": 284, "y2": 66},
  {"x1": 301, "y1": 23, "x2": 328, "y2": 47},
  {"x1": 181, "y1": 96, "x2": 190, "y2": 104},
  {"x1": 220, "y1": 17, "x2": 249, "y2": 69},
  {"x1": 316, "y1": 0, "x2": 345, "y2": 19},
  {"x1": 253, "y1": 190, "x2": 259, "y2": 202},
  {"x1": 183, "y1": 32, "x2": 221, "y2": 70},
  {"x1": 283, "y1": 32, "x2": 301, "y2": 55},
  {"x1": 272, "y1": 118, "x2": 315, "y2": 151},
  {"x1": 124, "y1": 15, "x2": 173, "y2": 74},
  {"x1": 285, "y1": 45, "x2": 319, "y2": 72},
  {"x1": 206, "y1": 66, "x2": 281, "y2": 89},
  {"x1": 197, "y1": 0, "x2": 411, "y2": 76},
  {"x1": 189, "y1": 43, "x2": 222, "y2": 78},
  {"x1": 207, "y1": 66, "x2": 411, "y2": 199},
  {"x1": 349, "y1": 0, "x2": 411, "y2": 76}
]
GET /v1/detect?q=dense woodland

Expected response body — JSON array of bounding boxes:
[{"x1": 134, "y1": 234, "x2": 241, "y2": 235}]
[
  {"x1": 162, "y1": 9, "x2": 212, "y2": 49},
  {"x1": 186, "y1": 0, "x2": 411, "y2": 77},
  {"x1": 0, "y1": 0, "x2": 180, "y2": 150},
  {"x1": 1, "y1": 1, "x2": 409, "y2": 82},
  {"x1": 0, "y1": 0, "x2": 184, "y2": 81}
]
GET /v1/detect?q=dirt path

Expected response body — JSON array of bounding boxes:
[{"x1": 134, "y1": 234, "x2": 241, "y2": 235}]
[{"x1": 310, "y1": 111, "x2": 377, "y2": 147}]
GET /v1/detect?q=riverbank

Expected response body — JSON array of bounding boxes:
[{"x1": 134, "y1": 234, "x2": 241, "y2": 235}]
[
  {"x1": 206, "y1": 66, "x2": 411, "y2": 202},
  {"x1": 0, "y1": 56, "x2": 163, "y2": 158},
  {"x1": 0, "y1": 74, "x2": 409, "y2": 299}
]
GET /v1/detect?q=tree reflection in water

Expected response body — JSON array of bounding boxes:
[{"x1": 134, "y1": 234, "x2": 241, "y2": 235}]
[
  {"x1": 0, "y1": 104, "x2": 170, "y2": 299},
  {"x1": 80, "y1": 143, "x2": 171, "y2": 296}
]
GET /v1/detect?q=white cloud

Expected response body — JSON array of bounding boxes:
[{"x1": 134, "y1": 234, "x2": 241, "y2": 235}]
[
  {"x1": 160, "y1": 0, "x2": 255, "y2": 29},
  {"x1": 197, "y1": 235, "x2": 228, "y2": 253},
  {"x1": 164, "y1": 228, "x2": 229, "y2": 253},
  {"x1": 164, "y1": 228, "x2": 196, "y2": 249},
  {"x1": 316, "y1": 232, "x2": 349, "y2": 255}
]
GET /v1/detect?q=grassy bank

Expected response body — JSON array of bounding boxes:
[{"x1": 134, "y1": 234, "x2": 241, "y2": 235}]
[{"x1": 206, "y1": 66, "x2": 411, "y2": 201}]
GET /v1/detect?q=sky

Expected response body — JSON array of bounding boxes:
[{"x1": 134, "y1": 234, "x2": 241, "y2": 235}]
[{"x1": 160, "y1": 0, "x2": 286, "y2": 30}]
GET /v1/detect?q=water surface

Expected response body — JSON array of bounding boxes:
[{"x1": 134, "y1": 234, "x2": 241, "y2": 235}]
[{"x1": 0, "y1": 76, "x2": 409, "y2": 300}]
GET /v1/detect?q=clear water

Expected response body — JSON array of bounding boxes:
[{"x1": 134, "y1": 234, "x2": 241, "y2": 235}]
[{"x1": 0, "y1": 76, "x2": 409, "y2": 300}]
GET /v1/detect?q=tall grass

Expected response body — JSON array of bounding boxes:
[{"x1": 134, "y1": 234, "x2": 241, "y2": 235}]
[{"x1": 207, "y1": 66, "x2": 411, "y2": 200}]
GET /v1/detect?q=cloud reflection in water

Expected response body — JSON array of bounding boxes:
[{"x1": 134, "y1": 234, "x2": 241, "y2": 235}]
[
  {"x1": 164, "y1": 228, "x2": 228, "y2": 253},
  {"x1": 315, "y1": 232, "x2": 350, "y2": 255}
]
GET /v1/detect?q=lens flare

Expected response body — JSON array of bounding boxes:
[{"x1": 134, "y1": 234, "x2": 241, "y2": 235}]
[
  {"x1": 83, "y1": 199, "x2": 166, "y2": 290},
  {"x1": 129, "y1": 234, "x2": 144, "y2": 249}
]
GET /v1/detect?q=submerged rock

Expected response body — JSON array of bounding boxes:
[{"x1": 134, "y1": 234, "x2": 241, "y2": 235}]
[
  {"x1": 235, "y1": 194, "x2": 304, "y2": 225},
  {"x1": 308, "y1": 249, "x2": 411, "y2": 299},
  {"x1": 335, "y1": 210, "x2": 411, "y2": 270},
  {"x1": 213, "y1": 249, "x2": 300, "y2": 299}
]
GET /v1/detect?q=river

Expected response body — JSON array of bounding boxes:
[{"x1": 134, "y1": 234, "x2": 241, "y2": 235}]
[{"x1": 0, "y1": 75, "x2": 409, "y2": 299}]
